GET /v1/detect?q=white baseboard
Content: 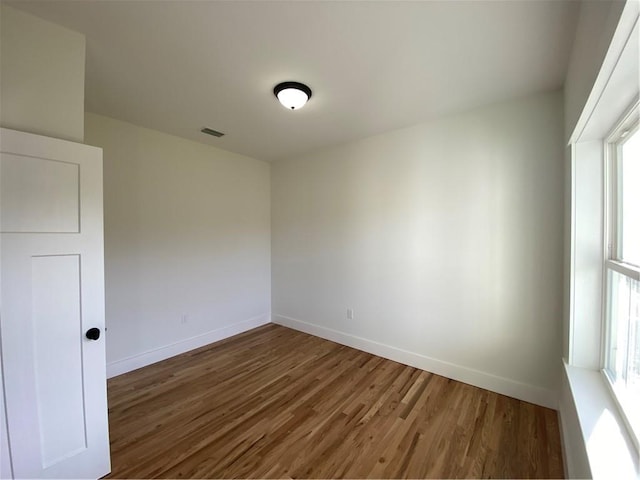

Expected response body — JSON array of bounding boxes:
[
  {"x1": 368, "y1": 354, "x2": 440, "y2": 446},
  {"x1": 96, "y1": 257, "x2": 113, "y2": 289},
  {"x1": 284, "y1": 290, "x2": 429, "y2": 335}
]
[
  {"x1": 107, "y1": 313, "x2": 271, "y2": 378},
  {"x1": 273, "y1": 314, "x2": 558, "y2": 409}
]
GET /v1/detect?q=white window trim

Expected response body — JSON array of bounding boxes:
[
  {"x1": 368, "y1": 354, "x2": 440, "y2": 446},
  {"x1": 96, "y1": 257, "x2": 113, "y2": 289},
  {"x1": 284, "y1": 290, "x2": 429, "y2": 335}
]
[
  {"x1": 564, "y1": 1, "x2": 640, "y2": 478},
  {"x1": 605, "y1": 260, "x2": 640, "y2": 282},
  {"x1": 605, "y1": 102, "x2": 640, "y2": 269},
  {"x1": 601, "y1": 101, "x2": 640, "y2": 454},
  {"x1": 602, "y1": 368, "x2": 640, "y2": 454}
]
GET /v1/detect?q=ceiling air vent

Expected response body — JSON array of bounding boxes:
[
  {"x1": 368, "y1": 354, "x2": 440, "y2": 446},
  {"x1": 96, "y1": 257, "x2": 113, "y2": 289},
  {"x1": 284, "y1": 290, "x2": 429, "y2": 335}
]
[{"x1": 200, "y1": 127, "x2": 225, "y2": 138}]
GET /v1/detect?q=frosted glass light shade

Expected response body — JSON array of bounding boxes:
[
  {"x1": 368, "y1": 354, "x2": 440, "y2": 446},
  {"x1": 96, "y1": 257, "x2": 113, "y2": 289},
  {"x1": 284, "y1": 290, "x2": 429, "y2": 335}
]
[
  {"x1": 277, "y1": 88, "x2": 309, "y2": 110},
  {"x1": 273, "y1": 82, "x2": 312, "y2": 110}
]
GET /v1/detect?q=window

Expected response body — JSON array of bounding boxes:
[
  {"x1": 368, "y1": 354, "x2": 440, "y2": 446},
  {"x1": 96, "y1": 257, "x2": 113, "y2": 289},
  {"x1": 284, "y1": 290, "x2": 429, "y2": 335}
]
[{"x1": 604, "y1": 103, "x2": 640, "y2": 450}]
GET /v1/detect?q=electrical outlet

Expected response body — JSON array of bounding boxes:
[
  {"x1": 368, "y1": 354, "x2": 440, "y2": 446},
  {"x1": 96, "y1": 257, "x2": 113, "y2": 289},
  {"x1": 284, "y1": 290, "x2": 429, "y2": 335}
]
[
  {"x1": 180, "y1": 314, "x2": 188, "y2": 324},
  {"x1": 347, "y1": 308, "x2": 354, "y2": 320}
]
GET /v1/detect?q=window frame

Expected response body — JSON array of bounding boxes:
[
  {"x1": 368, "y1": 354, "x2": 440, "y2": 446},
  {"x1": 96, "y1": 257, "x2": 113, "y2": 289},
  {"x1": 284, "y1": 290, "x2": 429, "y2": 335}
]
[{"x1": 602, "y1": 100, "x2": 640, "y2": 454}]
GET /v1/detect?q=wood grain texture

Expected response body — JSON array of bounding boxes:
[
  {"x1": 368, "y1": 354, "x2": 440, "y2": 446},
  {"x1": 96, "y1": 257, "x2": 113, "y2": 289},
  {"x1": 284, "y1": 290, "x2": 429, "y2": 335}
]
[{"x1": 105, "y1": 324, "x2": 564, "y2": 479}]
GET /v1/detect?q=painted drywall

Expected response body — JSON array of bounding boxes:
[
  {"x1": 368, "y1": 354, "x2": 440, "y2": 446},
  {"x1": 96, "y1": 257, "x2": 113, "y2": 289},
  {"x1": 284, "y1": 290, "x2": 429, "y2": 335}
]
[
  {"x1": 84, "y1": 113, "x2": 271, "y2": 373},
  {"x1": 0, "y1": 5, "x2": 85, "y2": 142},
  {"x1": 272, "y1": 91, "x2": 564, "y2": 408}
]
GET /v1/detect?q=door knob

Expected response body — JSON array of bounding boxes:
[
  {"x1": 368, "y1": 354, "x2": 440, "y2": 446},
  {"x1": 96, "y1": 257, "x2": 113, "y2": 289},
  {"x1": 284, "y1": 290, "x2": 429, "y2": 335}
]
[{"x1": 86, "y1": 328, "x2": 101, "y2": 340}]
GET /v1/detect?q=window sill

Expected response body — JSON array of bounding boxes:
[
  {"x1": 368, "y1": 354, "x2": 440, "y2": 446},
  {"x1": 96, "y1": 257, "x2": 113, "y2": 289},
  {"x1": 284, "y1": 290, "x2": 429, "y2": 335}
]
[{"x1": 564, "y1": 362, "x2": 639, "y2": 479}]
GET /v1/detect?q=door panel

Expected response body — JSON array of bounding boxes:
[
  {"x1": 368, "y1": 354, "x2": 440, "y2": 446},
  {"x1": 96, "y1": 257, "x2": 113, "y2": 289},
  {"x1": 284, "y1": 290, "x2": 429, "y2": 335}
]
[
  {"x1": 0, "y1": 128, "x2": 110, "y2": 479},
  {"x1": 32, "y1": 255, "x2": 86, "y2": 468},
  {"x1": 0, "y1": 154, "x2": 80, "y2": 233}
]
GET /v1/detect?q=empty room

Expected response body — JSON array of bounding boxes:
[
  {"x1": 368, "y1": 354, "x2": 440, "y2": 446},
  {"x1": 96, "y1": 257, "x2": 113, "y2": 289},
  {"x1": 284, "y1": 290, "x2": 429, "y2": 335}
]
[{"x1": 0, "y1": 0, "x2": 639, "y2": 478}]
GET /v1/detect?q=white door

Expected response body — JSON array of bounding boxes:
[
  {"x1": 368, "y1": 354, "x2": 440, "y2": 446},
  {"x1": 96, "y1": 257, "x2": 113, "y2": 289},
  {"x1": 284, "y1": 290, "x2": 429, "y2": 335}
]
[{"x1": 0, "y1": 128, "x2": 110, "y2": 479}]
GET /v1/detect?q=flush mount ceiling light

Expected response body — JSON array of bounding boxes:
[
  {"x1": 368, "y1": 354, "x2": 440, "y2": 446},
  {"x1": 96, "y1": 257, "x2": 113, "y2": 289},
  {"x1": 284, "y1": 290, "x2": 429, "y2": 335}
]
[{"x1": 273, "y1": 81, "x2": 312, "y2": 110}]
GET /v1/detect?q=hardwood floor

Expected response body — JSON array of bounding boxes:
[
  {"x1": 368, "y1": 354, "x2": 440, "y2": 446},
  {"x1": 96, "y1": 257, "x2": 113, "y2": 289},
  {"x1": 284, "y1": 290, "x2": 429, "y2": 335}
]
[{"x1": 106, "y1": 324, "x2": 564, "y2": 478}]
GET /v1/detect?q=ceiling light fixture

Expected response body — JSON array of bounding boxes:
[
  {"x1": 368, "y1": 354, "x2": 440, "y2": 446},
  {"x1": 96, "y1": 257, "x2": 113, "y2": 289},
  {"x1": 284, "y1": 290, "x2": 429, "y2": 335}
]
[{"x1": 273, "y1": 81, "x2": 312, "y2": 110}]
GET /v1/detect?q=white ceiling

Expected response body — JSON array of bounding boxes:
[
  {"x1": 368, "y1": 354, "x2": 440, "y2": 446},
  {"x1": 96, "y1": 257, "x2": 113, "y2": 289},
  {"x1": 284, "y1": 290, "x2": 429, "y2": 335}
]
[{"x1": 9, "y1": 1, "x2": 580, "y2": 162}]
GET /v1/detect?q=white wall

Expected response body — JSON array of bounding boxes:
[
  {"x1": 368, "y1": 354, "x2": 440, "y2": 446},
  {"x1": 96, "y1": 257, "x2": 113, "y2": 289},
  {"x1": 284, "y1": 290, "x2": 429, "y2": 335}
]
[
  {"x1": 85, "y1": 113, "x2": 271, "y2": 375},
  {"x1": 0, "y1": 4, "x2": 86, "y2": 142},
  {"x1": 272, "y1": 91, "x2": 564, "y2": 408}
]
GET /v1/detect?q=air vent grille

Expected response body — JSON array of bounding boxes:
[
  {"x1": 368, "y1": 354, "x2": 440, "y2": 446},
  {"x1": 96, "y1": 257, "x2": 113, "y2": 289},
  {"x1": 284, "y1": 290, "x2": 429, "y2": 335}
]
[{"x1": 200, "y1": 127, "x2": 225, "y2": 138}]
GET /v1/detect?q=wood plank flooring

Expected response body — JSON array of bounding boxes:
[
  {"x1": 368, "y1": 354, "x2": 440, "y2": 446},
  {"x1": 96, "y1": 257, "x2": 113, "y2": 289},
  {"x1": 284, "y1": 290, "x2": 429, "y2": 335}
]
[{"x1": 105, "y1": 324, "x2": 564, "y2": 478}]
